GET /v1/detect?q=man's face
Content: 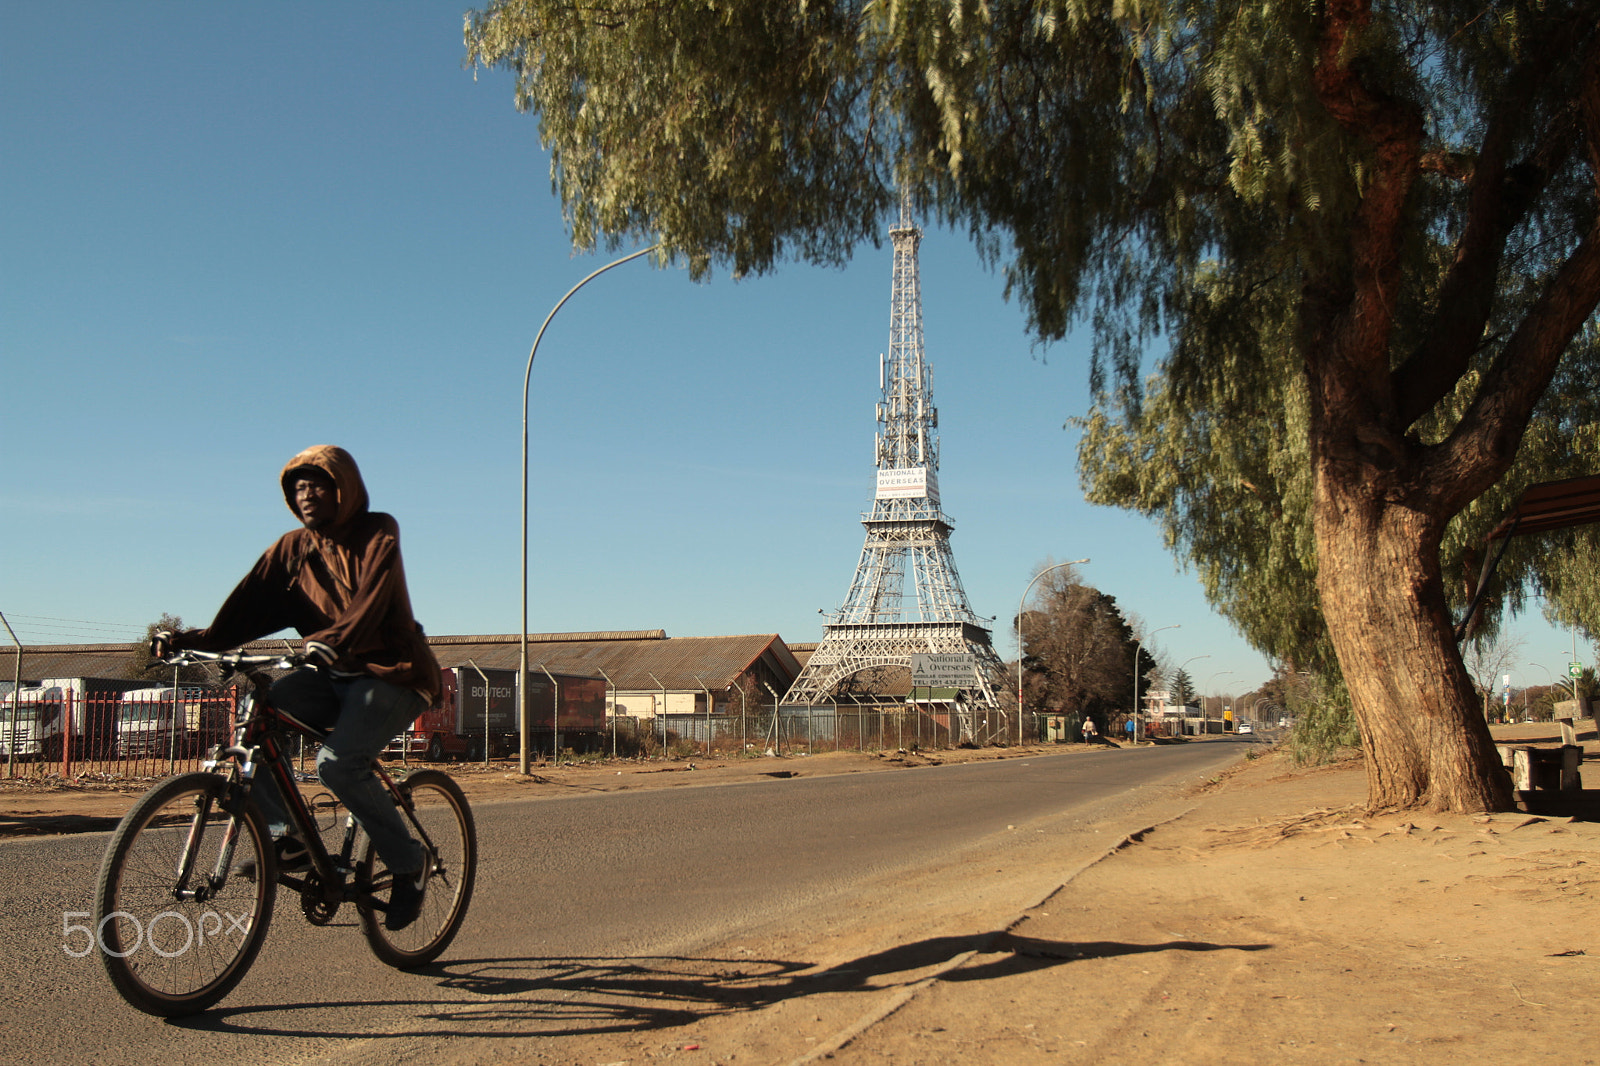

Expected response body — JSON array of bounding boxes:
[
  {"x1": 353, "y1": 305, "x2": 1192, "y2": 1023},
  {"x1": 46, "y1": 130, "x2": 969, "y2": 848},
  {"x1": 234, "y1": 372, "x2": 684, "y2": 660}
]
[{"x1": 293, "y1": 472, "x2": 338, "y2": 529}]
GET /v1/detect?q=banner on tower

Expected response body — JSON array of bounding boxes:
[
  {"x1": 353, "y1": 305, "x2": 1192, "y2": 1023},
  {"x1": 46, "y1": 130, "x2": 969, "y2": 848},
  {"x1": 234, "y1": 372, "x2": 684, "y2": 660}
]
[{"x1": 876, "y1": 466, "x2": 940, "y2": 504}]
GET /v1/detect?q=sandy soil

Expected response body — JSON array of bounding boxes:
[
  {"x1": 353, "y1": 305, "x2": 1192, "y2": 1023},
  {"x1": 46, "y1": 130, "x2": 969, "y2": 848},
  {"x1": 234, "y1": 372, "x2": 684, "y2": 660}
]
[{"x1": 7, "y1": 729, "x2": 1599, "y2": 1064}]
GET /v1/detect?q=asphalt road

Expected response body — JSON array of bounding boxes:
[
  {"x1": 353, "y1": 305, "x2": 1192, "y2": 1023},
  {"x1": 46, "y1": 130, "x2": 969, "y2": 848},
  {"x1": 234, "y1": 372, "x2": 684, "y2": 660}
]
[{"x1": 0, "y1": 740, "x2": 1248, "y2": 1064}]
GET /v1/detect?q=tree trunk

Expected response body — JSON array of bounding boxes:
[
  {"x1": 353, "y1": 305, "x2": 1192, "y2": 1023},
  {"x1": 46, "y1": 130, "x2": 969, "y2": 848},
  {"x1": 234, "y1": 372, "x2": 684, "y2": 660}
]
[{"x1": 1314, "y1": 475, "x2": 1513, "y2": 813}]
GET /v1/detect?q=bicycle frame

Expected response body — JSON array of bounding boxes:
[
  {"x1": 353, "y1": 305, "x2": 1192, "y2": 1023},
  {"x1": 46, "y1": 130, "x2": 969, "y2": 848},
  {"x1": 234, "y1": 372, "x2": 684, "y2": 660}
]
[{"x1": 189, "y1": 652, "x2": 425, "y2": 907}]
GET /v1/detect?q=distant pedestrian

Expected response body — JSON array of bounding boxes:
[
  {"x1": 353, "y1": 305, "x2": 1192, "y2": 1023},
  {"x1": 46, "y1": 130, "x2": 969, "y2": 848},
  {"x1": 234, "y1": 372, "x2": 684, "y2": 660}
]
[{"x1": 1080, "y1": 717, "x2": 1098, "y2": 743}]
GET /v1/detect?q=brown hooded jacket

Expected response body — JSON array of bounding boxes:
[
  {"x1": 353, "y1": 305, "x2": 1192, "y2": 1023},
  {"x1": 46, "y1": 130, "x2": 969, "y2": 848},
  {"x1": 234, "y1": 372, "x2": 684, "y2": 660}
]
[{"x1": 176, "y1": 445, "x2": 442, "y2": 701}]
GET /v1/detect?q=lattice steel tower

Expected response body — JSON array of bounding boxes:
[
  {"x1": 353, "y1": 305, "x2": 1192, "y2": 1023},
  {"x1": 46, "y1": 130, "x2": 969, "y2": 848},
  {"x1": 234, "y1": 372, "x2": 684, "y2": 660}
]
[{"x1": 783, "y1": 202, "x2": 1006, "y2": 726}]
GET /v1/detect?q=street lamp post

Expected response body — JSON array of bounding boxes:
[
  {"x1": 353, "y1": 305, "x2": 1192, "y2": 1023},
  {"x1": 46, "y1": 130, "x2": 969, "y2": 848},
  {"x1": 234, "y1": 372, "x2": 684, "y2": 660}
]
[
  {"x1": 694, "y1": 674, "x2": 712, "y2": 757},
  {"x1": 726, "y1": 681, "x2": 747, "y2": 751},
  {"x1": 648, "y1": 671, "x2": 667, "y2": 753},
  {"x1": 597, "y1": 667, "x2": 617, "y2": 758},
  {"x1": 1175, "y1": 654, "x2": 1209, "y2": 734},
  {"x1": 1204, "y1": 670, "x2": 1233, "y2": 736},
  {"x1": 520, "y1": 246, "x2": 657, "y2": 775},
  {"x1": 1134, "y1": 624, "x2": 1180, "y2": 745},
  {"x1": 1016, "y1": 559, "x2": 1091, "y2": 747}
]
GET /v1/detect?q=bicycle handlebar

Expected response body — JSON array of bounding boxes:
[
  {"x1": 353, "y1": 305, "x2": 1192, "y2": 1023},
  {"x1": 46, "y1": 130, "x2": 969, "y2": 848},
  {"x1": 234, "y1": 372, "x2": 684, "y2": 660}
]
[{"x1": 157, "y1": 648, "x2": 305, "y2": 672}]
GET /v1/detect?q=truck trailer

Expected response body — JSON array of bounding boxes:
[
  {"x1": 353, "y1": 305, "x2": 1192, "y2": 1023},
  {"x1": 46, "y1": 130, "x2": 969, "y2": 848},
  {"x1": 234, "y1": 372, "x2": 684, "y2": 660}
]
[
  {"x1": 2, "y1": 677, "x2": 164, "y2": 762},
  {"x1": 389, "y1": 666, "x2": 608, "y2": 761},
  {"x1": 115, "y1": 686, "x2": 233, "y2": 759}
]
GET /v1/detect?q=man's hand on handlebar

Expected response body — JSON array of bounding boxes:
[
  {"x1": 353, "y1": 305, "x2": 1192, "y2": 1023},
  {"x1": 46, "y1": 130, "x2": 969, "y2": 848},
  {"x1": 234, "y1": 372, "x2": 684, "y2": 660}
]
[
  {"x1": 149, "y1": 630, "x2": 181, "y2": 660},
  {"x1": 303, "y1": 640, "x2": 338, "y2": 667}
]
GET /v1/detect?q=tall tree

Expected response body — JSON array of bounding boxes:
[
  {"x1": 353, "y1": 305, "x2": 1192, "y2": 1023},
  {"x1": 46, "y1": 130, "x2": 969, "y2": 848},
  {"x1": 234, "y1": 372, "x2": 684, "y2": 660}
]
[
  {"x1": 128, "y1": 614, "x2": 186, "y2": 681},
  {"x1": 1170, "y1": 669, "x2": 1197, "y2": 708},
  {"x1": 466, "y1": 1, "x2": 1600, "y2": 811},
  {"x1": 1016, "y1": 565, "x2": 1143, "y2": 720}
]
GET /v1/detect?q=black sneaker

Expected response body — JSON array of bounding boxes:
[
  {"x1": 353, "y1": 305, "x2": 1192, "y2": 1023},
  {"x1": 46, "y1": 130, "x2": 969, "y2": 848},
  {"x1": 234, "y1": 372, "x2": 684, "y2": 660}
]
[
  {"x1": 384, "y1": 867, "x2": 427, "y2": 931},
  {"x1": 233, "y1": 836, "x2": 312, "y2": 882}
]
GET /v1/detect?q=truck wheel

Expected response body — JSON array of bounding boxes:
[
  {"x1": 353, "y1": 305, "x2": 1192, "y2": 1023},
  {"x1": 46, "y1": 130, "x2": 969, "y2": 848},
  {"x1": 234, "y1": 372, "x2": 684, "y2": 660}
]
[{"x1": 426, "y1": 735, "x2": 445, "y2": 763}]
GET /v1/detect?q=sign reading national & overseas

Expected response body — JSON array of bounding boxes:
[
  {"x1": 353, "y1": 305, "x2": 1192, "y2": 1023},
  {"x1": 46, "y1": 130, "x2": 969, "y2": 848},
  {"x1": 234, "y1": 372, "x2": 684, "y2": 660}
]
[{"x1": 911, "y1": 653, "x2": 976, "y2": 687}]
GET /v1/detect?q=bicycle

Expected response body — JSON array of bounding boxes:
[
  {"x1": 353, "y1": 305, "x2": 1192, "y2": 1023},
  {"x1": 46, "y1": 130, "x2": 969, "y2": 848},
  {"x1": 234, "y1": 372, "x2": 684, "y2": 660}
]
[{"x1": 93, "y1": 648, "x2": 477, "y2": 1017}]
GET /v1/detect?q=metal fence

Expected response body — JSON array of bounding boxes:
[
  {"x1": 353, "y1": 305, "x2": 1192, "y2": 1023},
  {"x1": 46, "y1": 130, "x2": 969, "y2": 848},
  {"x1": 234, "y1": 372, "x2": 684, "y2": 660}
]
[
  {"x1": 2, "y1": 691, "x2": 1081, "y2": 780},
  {"x1": 597, "y1": 703, "x2": 1038, "y2": 759},
  {"x1": 2, "y1": 688, "x2": 242, "y2": 781}
]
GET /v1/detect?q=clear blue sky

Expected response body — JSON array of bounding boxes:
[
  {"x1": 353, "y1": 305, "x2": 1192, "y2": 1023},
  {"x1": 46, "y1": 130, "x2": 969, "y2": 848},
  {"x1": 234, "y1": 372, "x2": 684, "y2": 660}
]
[{"x1": 3, "y1": 3, "x2": 1587, "y2": 701}]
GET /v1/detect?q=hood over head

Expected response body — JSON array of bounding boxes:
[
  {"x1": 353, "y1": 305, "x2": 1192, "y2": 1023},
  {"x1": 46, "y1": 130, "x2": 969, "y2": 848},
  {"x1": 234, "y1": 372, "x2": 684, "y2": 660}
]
[{"x1": 280, "y1": 445, "x2": 369, "y2": 528}]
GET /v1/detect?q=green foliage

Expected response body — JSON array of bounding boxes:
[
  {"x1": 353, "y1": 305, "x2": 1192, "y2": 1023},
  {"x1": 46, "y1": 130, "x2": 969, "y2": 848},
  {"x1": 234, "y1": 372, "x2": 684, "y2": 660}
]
[
  {"x1": 1282, "y1": 674, "x2": 1361, "y2": 767},
  {"x1": 1169, "y1": 668, "x2": 1196, "y2": 707},
  {"x1": 465, "y1": 1, "x2": 893, "y2": 279},
  {"x1": 128, "y1": 614, "x2": 186, "y2": 681}
]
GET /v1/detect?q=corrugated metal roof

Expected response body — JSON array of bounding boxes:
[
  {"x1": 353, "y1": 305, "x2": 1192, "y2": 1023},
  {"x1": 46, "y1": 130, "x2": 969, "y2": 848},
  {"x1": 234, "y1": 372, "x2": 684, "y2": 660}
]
[
  {"x1": 435, "y1": 633, "x2": 800, "y2": 691},
  {"x1": 2, "y1": 632, "x2": 801, "y2": 693}
]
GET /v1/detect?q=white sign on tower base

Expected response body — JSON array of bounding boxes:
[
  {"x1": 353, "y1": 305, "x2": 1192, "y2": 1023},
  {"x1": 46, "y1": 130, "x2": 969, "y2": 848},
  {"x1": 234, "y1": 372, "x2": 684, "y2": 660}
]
[{"x1": 911, "y1": 653, "x2": 976, "y2": 687}]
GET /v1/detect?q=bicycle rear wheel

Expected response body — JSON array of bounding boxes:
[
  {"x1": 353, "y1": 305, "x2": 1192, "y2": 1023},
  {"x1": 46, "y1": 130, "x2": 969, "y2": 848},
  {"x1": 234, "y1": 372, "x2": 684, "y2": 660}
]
[
  {"x1": 357, "y1": 769, "x2": 476, "y2": 968},
  {"x1": 94, "y1": 772, "x2": 276, "y2": 1016}
]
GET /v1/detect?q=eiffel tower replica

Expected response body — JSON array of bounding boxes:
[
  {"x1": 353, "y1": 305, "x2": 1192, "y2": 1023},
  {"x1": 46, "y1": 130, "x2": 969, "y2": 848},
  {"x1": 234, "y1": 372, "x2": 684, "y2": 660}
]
[{"x1": 783, "y1": 201, "x2": 1007, "y2": 735}]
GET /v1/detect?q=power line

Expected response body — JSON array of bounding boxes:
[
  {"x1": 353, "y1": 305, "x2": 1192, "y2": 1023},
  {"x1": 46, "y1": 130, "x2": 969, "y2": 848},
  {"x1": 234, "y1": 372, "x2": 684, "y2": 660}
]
[{"x1": 2, "y1": 613, "x2": 149, "y2": 646}]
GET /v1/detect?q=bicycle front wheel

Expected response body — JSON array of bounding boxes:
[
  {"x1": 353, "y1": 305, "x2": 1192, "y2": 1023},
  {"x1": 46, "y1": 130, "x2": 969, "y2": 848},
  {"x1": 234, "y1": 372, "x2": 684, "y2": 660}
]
[
  {"x1": 94, "y1": 772, "x2": 276, "y2": 1017},
  {"x1": 358, "y1": 769, "x2": 476, "y2": 968}
]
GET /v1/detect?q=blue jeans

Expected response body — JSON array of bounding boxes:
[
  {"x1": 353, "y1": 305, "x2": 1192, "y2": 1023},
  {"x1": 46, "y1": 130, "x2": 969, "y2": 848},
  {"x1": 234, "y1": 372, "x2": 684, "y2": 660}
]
[{"x1": 251, "y1": 668, "x2": 426, "y2": 875}]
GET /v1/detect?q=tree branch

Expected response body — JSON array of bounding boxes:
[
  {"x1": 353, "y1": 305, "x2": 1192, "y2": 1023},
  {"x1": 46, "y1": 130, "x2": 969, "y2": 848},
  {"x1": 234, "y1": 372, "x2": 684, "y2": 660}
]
[
  {"x1": 1434, "y1": 214, "x2": 1600, "y2": 502},
  {"x1": 1391, "y1": 15, "x2": 1587, "y2": 428}
]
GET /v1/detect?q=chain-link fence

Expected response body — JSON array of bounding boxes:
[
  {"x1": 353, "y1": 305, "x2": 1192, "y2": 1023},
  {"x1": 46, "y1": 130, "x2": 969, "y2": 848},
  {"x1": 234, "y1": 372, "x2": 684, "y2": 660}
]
[{"x1": 595, "y1": 703, "x2": 1037, "y2": 760}]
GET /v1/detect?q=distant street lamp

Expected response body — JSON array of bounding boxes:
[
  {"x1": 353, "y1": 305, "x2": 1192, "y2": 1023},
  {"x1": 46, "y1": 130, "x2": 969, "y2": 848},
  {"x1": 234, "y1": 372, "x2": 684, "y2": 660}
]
[
  {"x1": 1134, "y1": 624, "x2": 1180, "y2": 744},
  {"x1": 1176, "y1": 655, "x2": 1210, "y2": 734},
  {"x1": 1204, "y1": 670, "x2": 1234, "y2": 736},
  {"x1": 520, "y1": 246, "x2": 656, "y2": 775},
  {"x1": 1530, "y1": 663, "x2": 1565, "y2": 718},
  {"x1": 597, "y1": 666, "x2": 618, "y2": 758},
  {"x1": 1016, "y1": 559, "x2": 1091, "y2": 746}
]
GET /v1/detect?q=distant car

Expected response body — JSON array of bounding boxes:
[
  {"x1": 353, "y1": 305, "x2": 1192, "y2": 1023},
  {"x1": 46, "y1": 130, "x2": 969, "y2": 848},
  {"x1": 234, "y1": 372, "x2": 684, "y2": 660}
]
[{"x1": 1237, "y1": 723, "x2": 1254, "y2": 734}]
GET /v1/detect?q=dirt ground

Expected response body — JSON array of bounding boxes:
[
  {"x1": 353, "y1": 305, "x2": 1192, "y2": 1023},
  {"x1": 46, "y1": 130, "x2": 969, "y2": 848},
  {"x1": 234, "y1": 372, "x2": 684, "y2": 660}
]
[{"x1": 7, "y1": 728, "x2": 1600, "y2": 1064}]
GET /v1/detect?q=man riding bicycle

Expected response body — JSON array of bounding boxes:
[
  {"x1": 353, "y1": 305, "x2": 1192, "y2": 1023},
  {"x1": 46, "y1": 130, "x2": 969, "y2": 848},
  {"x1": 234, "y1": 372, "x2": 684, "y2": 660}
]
[{"x1": 152, "y1": 445, "x2": 442, "y2": 930}]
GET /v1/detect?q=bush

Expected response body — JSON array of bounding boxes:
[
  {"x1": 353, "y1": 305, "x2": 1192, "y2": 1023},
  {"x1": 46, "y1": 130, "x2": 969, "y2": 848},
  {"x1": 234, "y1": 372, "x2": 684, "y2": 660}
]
[{"x1": 1283, "y1": 678, "x2": 1361, "y2": 766}]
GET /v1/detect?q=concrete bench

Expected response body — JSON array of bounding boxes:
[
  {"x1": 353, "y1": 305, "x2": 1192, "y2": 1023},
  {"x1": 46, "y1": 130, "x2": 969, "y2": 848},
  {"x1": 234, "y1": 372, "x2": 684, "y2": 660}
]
[{"x1": 1497, "y1": 743, "x2": 1582, "y2": 794}]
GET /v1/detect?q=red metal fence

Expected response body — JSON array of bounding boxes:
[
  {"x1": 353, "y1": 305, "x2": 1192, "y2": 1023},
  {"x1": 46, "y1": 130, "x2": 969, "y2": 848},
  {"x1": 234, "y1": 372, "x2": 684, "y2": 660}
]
[{"x1": 2, "y1": 687, "x2": 240, "y2": 780}]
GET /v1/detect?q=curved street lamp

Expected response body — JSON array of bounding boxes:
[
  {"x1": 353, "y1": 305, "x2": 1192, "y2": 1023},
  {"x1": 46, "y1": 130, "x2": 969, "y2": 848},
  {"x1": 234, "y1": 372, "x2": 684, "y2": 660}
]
[
  {"x1": 521, "y1": 246, "x2": 657, "y2": 775},
  {"x1": 1015, "y1": 559, "x2": 1091, "y2": 746},
  {"x1": 1175, "y1": 654, "x2": 1209, "y2": 733},
  {"x1": 1175, "y1": 654, "x2": 1209, "y2": 700},
  {"x1": 1133, "y1": 624, "x2": 1180, "y2": 744}
]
